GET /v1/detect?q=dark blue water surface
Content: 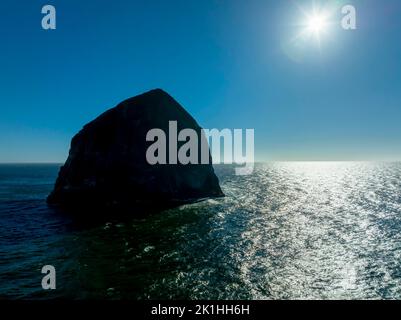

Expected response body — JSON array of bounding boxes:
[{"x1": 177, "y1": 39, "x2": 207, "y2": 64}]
[{"x1": 1, "y1": 162, "x2": 401, "y2": 299}]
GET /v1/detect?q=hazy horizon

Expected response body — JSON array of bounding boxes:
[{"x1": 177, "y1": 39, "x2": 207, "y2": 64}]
[{"x1": 1, "y1": 159, "x2": 401, "y2": 164}]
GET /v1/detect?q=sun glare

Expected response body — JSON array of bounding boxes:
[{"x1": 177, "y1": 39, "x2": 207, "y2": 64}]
[
  {"x1": 283, "y1": 3, "x2": 338, "y2": 61},
  {"x1": 297, "y1": 7, "x2": 332, "y2": 49},
  {"x1": 307, "y1": 14, "x2": 326, "y2": 34}
]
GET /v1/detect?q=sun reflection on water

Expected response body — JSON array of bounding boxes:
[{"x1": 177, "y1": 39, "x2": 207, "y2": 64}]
[{"x1": 210, "y1": 162, "x2": 401, "y2": 299}]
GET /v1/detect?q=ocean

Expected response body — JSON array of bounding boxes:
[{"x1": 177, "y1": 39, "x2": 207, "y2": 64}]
[{"x1": 1, "y1": 162, "x2": 401, "y2": 299}]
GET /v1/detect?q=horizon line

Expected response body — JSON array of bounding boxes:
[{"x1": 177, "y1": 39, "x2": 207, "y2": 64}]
[{"x1": 1, "y1": 160, "x2": 401, "y2": 165}]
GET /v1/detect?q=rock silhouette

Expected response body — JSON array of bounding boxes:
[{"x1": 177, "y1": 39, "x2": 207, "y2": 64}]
[{"x1": 47, "y1": 89, "x2": 224, "y2": 211}]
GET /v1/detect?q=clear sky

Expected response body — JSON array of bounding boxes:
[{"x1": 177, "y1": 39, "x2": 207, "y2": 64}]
[{"x1": 0, "y1": 0, "x2": 400, "y2": 162}]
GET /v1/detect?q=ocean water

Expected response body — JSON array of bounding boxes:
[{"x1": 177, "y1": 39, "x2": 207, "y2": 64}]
[{"x1": 1, "y1": 162, "x2": 401, "y2": 299}]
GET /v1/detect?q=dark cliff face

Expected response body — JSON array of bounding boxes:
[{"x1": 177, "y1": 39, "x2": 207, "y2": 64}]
[{"x1": 47, "y1": 89, "x2": 224, "y2": 210}]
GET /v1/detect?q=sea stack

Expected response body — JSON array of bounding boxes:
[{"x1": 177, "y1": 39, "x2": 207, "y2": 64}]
[{"x1": 47, "y1": 89, "x2": 224, "y2": 210}]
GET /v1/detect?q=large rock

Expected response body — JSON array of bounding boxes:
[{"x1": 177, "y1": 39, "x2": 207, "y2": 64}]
[{"x1": 47, "y1": 89, "x2": 224, "y2": 210}]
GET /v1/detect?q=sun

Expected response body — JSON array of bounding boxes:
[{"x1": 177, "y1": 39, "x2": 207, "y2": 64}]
[
  {"x1": 283, "y1": 3, "x2": 336, "y2": 61},
  {"x1": 307, "y1": 14, "x2": 327, "y2": 34},
  {"x1": 298, "y1": 8, "x2": 331, "y2": 48}
]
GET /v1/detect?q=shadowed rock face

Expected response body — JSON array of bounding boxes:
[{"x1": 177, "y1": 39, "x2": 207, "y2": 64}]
[{"x1": 47, "y1": 89, "x2": 224, "y2": 210}]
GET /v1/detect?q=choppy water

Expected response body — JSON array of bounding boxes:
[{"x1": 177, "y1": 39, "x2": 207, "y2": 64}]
[{"x1": 1, "y1": 162, "x2": 401, "y2": 299}]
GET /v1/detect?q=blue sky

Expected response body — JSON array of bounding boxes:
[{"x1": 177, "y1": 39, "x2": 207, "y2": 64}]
[{"x1": 0, "y1": 0, "x2": 400, "y2": 162}]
